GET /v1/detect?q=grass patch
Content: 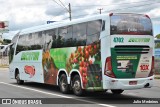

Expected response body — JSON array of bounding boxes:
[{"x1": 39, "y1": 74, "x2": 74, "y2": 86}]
[
  {"x1": 155, "y1": 77, "x2": 160, "y2": 79},
  {"x1": 154, "y1": 76, "x2": 160, "y2": 79}
]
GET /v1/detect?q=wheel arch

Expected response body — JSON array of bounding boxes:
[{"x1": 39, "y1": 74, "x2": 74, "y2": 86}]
[
  {"x1": 14, "y1": 68, "x2": 19, "y2": 79},
  {"x1": 56, "y1": 69, "x2": 69, "y2": 85}
]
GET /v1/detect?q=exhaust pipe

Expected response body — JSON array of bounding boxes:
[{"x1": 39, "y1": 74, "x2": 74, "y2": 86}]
[{"x1": 144, "y1": 83, "x2": 150, "y2": 88}]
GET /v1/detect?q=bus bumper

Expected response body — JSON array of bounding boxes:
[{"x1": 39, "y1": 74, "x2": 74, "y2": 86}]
[{"x1": 103, "y1": 76, "x2": 154, "y2": 90}]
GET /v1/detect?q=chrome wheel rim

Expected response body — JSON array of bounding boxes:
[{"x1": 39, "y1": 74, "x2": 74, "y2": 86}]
[
  {"x1": 16, "y1": 74, "x2": 20, "y2": 83},
  {"x1": 74, "y1": 80, "x2": 81, "y2": 92},
  {"x1": 61, "y1": 78, "x2": 67, "y2": 91}
]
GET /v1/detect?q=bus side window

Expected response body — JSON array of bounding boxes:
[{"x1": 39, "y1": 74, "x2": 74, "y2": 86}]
[
  {"x1": 86, "y1": 20, "x2": 102, "y2": 45},
  {"x1": 16, "y1": 35, "x2": 26, "y2": 54},
  {"x1": 65, "y1": 26, "x2": 73, "y2": 47},
  {"x1": 9, "y1": 44, "x2": 15, "y2": 63},
  {"x1": 87, "y1": 33, "x2": 100, "y2": 45},
  {"x1": 50, "y1": 29, "x2": 57, "y2": 48},
  {"x1": 58, "y1": 26, "x2": 73, "y2": 47},
  {"x1": 44, "y1": 29, "x2": 57, "y2": 50},
  {"x1": 26, "y1": 33, "x2": 34, "y2": 50},
  {"x1": 102, "y1": 20, "x2": 105, "y2": 31},
  {"x1": 33, "y1": 32, "x2": 43, "y2": 50},
  {"x1": 9, "y1": 35, "x2": 18, "y2": 63},
  {"x1": 58, "y1": 27, "x2": 67, "y2": 47},
  {"x1": 72, "y1": 23, "x2": 87, "y2": 46}
]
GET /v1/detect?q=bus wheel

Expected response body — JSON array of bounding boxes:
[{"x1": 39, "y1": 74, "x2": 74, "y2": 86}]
[
  {"x1": 16, "y1": 73, "x2": 24, "y2": 85},
  {"x1": 111, "y1": 89, "x2": 124, "y2": 94},
  {"x1": 72, "y1": 75, "x2": 83, "y2": 96},
  {"x1": 59, "y1": 74, "x2": 69, "y2": 94}
]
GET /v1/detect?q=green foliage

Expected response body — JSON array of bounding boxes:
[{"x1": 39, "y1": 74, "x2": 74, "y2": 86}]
[
  {"x1": 2, "y1": 39, "x2": 11, "y2": 45},
  {"x1": 156, "y1": 34, "x2": 160, "y2": 39},
  {"x1": 155, "y1": 34, "x2": 160, "y2": 48},
  {"x1": 155, "y1": 43, "x2": 160, "y2": 48}
]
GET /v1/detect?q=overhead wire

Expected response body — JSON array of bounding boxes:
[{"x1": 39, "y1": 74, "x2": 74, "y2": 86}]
[
  {"x1": 71, "y1": 0, "x2": 158, "y2": 7},
  {"x1": 50, "y1": 0, "x2": 159, "y2": 21},
  {"x1": 103, "y1": 1, "x2": 160, "y2": 13},
  {"x1": 58, "y1": 0, "x2": 69, "y2": 12},
  {"x1": 62, "y1": 1, "x2": 160, "y2": 20},
  {"x1": 52, "y1": 0, "x2": 68, "y2": 12},
  {"x1": 71, "y1": 0, "x2": 158, "y2": 13}
]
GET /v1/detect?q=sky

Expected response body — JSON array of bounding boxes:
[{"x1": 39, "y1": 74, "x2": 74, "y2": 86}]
[{"x1": 0, "y1": 0, "x2": 159, "y2": 39}]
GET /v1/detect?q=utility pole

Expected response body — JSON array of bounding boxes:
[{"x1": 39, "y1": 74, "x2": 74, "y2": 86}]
[
  {"x1": 68, "y1": 3, "x2": 71, "y2": 21},
  {"x1": 98, "y1": 8, "x2": 103, "y2": 14}
]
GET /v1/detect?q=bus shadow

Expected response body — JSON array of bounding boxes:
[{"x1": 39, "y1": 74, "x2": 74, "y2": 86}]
[
  {"x1": 11, "y1": 82, "x2": 61, "y2": 93},
  {"x1": 11, "y1": 82, "x2": 147, "y2": 104}
]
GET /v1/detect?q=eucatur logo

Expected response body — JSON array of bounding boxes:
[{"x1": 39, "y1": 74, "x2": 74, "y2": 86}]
[
  {"x1": 128, "y1": 38, "x2": 150, "y2": 42},
  {"x1": 113, "y1": 37, "x2": 124, "y2": 43}
]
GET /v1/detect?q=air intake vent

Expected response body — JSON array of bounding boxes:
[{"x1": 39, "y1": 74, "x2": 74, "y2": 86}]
[{"x1": 114, "y1": 45, "x2": 150, "y2": 54}]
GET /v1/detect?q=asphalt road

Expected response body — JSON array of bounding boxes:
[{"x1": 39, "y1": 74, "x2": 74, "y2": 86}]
[{"x1": 0, "y1": 68, "x2": 160, "y2": 107}]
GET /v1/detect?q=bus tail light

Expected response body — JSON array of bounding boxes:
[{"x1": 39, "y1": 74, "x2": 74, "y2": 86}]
[
  {"x1": 109, "y1": 13, "x2": 113, "y2": 16},
  {"x1": 148, "y1": 56, "x2": 154, "y2": 77},
  {"x1": 0, "y1": 22, "x2": 5, "y2": 28},
  {"x1": 104, "y1": 57, "x2": 116, "y2": 78}
]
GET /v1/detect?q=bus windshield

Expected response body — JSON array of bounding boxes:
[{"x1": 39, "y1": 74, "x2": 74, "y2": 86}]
[{"x1": 110, "y1": 14, "x2": 152, "y2": 35}]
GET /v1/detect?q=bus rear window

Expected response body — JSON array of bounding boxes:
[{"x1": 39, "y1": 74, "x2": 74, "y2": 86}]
[{"x1": 110, "y1": 14, "x2": 152, "y2": 35}]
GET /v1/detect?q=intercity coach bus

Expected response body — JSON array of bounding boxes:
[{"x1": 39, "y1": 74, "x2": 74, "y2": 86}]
[{"x1": 9, "y1": 13, "x2": 154, "y2": 96}]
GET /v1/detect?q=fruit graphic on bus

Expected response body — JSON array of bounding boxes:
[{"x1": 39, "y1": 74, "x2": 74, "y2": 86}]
[
  {"x1": 24, "y1": 65, "x2": 35, "y2": 78},
  {"x1": 65, "y1": 43, "x2": 101, "y2": 88}
]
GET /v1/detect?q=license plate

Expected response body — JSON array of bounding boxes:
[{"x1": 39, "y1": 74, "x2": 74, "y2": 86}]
[{"x1": 129, "y1": 81, "x2": 137, "y2": 85}]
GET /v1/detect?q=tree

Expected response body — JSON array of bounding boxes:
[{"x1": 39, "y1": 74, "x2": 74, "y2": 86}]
[
  {"x1": 2, "y1": 39, "x2": 11, "y2": 45},
  {"x1": 155, "y1": 34, "x2": 160, "y2": 48},
  {"x1": 156, "y1": 34, "x2": 160, "y2": 39}
]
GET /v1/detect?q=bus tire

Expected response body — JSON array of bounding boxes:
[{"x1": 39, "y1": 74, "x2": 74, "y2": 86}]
[
  {"x1": 16, "y1": 72, "x2": 24, "y2": 85},
  {"x1": 72, "y1": 75, "x2": 83, "y2": 96},
  {"x1": 59, "y1": 74, "x2": 69, "y2": 94},
  {"x1": 111, "y1": 89, "x2": 124, "y2": 94}
]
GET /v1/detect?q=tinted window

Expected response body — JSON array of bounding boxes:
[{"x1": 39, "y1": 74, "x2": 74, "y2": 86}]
[
  {"x1": 25, "y1": 33, "x2": 35, "y2": 50},
  {"x1": 9, "y1": 35, "x2": 18, "y2": 63},
  {"x1": 102, "y1": 20, "x2": 105, "y2": 31},
  {"x1": 87, "y1": 33, "x2": 100, "y2": 45},
  {"x1": 16, "y1": 32, "x2": 44, "y2": 54},
  {"x1": 16, "y1": 35, "x2": 27, "y2": 54},
  {"x1": 87, "y1": 20, "x2": 102, "y2": 36},
  {"x1": 110, "y1": 14, "x2": 153, "y2": 35},
  {"x1": 38, "y1": 31, "x2": 42, "y2": 38},
  {"x1": 33, "y1": 32, "x2": 43, "y2": 49},
  {"x1": 86, "y1": 20, "x2": 102, "y2": 45},
  {"x1": 73, "y1": 23, "x2": 87, "y2": 46},
  {"x1": 44, "y1": 29, "x2": 57, "y2": 51},
  {"x1": 57, "y1": 26, "x2": 73, "y2": 47}
]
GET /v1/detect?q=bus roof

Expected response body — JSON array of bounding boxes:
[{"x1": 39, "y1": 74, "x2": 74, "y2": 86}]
[
  {"x1": 16, "y1": 13, "x2": 149, "y2": 36},
  {"x1": 19, "y1": 14, "x2": 108, "y2": 35}
]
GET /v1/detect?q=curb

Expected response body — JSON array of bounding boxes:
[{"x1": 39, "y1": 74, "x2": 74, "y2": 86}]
[
  {"x1": 0, "y1": 67, "x2": 9, "y2": 71},
  {"x1": 0, "y1": 66, "x2": 9, "y2": 68}
]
